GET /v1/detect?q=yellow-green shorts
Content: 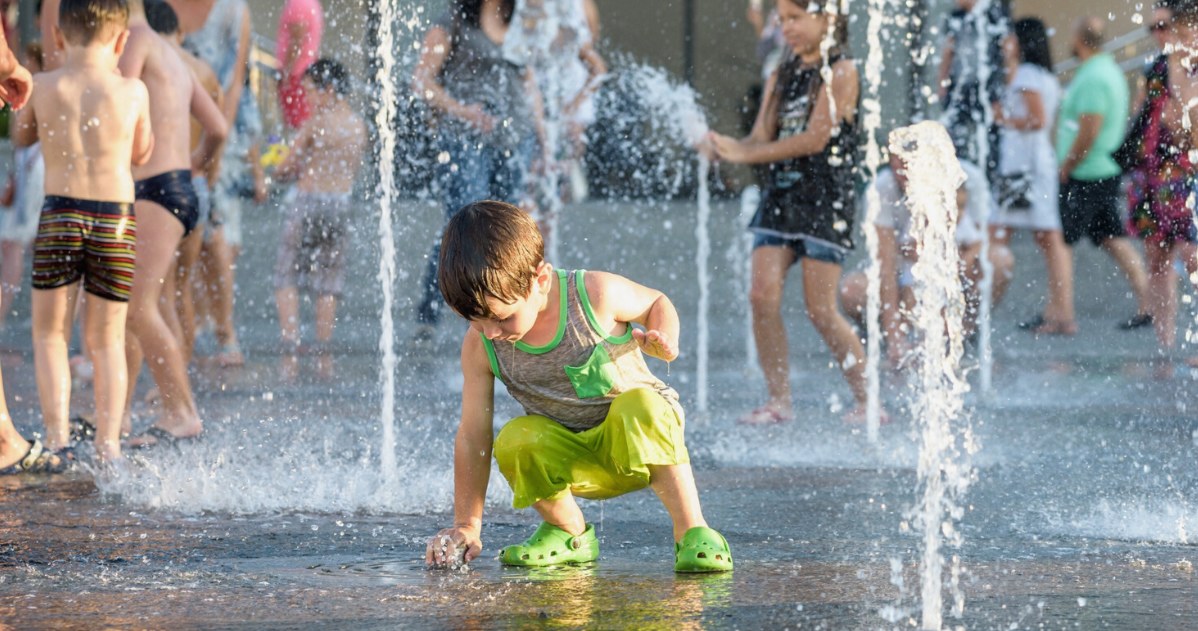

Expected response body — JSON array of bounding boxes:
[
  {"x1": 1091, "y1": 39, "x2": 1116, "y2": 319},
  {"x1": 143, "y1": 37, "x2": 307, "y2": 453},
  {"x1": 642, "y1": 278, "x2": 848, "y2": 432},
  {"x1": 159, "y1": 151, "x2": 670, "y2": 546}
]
[{"x1": 494, "y1": 388, "x2": 690, "y2": 509}]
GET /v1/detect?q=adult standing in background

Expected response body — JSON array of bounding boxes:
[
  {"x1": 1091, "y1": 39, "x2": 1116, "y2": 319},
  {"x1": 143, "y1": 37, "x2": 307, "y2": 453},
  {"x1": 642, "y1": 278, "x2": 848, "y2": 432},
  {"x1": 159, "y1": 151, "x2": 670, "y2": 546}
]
[
  {"x1": 169, "y1": 0, "x2": 263, "y2": 366},
  {"x1": 1048, "y1": 16, "x2": 1151, "y2": 336},
  {"x1": 936, "y1": 0, "x2": 1008, "y2": 172},
  {"x1": 989, "y1": 17, "x2": 1072, "y2": 334},
  {"x1": 276, "y1": 0, "x2": 323, "y2": 130},
  {"x1": 411, "y1": 0, "x2": 539, "y2": 338}
]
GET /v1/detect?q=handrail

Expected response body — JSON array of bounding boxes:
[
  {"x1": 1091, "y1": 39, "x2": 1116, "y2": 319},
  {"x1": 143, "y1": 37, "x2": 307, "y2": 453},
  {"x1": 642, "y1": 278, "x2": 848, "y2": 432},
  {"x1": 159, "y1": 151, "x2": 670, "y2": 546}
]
[{"x1": 1053, "y1": 25, "x2": 1159, "y2": 82}]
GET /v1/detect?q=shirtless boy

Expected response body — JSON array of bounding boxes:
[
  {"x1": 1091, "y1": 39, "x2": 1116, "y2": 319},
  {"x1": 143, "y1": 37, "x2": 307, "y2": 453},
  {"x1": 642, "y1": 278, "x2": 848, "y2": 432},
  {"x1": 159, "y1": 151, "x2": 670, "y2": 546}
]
[
  {"x1": 16, "y1": 0, "x2": 154, "y2": 463},
  {"x1": 119, "y1": 0, "x2": 226, "y2": 447},
  {"x1": 272, "y1": 58, "x2": 366, "y2": 359},
  {"x1": 145, "y1": 0, "x2": 222, "y2": 365}
]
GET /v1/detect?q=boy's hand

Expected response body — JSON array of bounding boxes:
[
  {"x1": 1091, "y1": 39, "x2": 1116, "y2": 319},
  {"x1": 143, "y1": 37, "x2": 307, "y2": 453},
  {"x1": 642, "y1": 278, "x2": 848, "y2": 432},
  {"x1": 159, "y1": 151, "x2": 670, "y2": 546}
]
[
  {"x1": 425, "y1": 525, "x2": 482, "y2": 569},
  {"x1": 0, "y1": 60, "x2": 32, "y2": 110},
  {"x1": 632, "y1": 328, "x2": 678, "y2": 362},
  {"x1": 710, "y1": 133, "x2": 749, "y2": 163}
]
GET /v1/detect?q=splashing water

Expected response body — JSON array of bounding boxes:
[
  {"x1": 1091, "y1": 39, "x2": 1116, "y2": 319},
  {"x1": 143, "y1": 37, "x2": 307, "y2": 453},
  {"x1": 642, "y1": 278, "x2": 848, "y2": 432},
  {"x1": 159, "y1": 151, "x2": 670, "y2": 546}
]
[
  {"x1": 861, "y1": 0, "x2": 887, "y2": 442},
  {"x1": 972, "y1": 0, "x2": 999, "y2": 394},
  {"x1": 373, "y1": 0, "x2": 400, "y2": 490},
  {"x1": 694, "y1": 156, "x2": 712, "y2": 412},
  {"x1": 890, "y1": 122, "x2": 976, "y2": 630}
]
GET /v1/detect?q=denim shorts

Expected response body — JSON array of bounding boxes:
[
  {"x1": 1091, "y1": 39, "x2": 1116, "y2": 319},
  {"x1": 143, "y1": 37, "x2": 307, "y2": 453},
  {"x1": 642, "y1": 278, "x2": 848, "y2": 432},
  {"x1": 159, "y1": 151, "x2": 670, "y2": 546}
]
[{"x1": 752, "y1": 233, "x2": 847, "y2": 266}]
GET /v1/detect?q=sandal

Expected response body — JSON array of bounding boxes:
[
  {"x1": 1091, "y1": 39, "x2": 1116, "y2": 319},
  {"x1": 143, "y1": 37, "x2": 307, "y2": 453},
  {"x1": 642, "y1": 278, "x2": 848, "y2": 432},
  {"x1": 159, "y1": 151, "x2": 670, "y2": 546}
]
[
  {"x1": 674, "y1": 526, "x2": 733, "y2": 573},
  {"x1": 499, "y1": 522, "x2": 599, "y2": 567},
  {"x1": 70, "y1": 415, "x2": 96, "y2": 444},
  {"x1": 128, "y1": 426, "x2": 200, "y2": 451},
  {"x1": 736, "y1": 405, "x2": 794, "y2": 426},
  {"x1": 1031, "y1": 319, "x2": 1077, "y2": 336},
  {"x1": 0, "y1": 439, "x2": 69, "y2": 475}
]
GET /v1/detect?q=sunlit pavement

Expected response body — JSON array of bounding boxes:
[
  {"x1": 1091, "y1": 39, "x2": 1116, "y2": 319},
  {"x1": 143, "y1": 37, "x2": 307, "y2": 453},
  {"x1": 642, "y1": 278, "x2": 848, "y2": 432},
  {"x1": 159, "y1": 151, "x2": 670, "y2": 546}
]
[{"x1": 1, "y1": 197, "x2": 1195, "y2": 628}]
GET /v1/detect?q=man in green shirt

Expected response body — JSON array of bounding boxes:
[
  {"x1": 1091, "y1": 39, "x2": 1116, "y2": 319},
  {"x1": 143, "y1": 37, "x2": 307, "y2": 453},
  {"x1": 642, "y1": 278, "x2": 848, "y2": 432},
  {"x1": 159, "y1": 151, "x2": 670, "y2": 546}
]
[{"x1": 1041, "y1": 16, "x2": 1151, "y2": 335}]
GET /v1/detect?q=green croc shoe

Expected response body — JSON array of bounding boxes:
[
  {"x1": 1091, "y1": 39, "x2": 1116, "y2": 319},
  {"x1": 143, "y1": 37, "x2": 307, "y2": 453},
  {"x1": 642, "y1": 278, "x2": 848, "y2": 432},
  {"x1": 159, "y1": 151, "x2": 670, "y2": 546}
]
[
  {"x1": 500, "y1": 522, "x2": 599, "y2": 567},
  {"x1": 674, "y1": 526, "x2": 733, "y2": 573}
]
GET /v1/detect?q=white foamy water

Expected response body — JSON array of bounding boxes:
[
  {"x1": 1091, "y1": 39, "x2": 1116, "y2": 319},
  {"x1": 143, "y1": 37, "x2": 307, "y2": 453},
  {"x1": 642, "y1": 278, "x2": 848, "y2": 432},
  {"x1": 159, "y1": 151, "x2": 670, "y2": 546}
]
[
  {"x1": 972, "y1": 0, "x2": 997, "y2": 394},
  {"x1": 695, "y1": 156, "x2": 712, "y2": 412},
  {"x1": 890, "y1": 122, "x2": 975, "y2": 630},
  {"x1": 1060, "y1": 498, "x2": 1194, "y2": 545},
  {"x1": 861, "y1": 0, "x2": 886, "y2": 442}
]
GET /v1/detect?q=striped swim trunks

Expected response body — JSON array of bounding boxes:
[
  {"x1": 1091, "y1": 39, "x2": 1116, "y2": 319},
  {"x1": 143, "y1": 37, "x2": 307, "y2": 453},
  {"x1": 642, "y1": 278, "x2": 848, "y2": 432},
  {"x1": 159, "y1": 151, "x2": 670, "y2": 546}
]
[{"x1": 31, "y1": 195, "x2": 137, "y2": 303}]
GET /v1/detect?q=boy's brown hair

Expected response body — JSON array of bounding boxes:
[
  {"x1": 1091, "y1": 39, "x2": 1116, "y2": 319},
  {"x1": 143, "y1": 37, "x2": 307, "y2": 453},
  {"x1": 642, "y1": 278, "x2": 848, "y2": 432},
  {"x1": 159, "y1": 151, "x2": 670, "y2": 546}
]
[
  {"x1": 59, "y1": 0, "x2": 129, "y2": 46},
  {"x1": 438, "y1": 200, "x2": 544, "y2": 321}
]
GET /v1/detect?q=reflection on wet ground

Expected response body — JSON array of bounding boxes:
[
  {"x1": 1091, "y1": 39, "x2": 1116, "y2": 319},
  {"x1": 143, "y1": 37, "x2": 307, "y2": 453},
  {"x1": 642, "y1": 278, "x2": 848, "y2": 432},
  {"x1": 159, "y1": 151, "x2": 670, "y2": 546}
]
[{"x1": 1, "y1": 200, "x2": 1196, "y2": 627}]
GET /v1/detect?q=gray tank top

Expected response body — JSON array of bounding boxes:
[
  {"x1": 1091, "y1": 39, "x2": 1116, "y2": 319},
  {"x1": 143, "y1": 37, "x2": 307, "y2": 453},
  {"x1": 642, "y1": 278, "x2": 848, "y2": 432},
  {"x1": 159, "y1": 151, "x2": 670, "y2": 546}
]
[{"x1": 482, "y1": 270, "x2": 683, "y2": 432}]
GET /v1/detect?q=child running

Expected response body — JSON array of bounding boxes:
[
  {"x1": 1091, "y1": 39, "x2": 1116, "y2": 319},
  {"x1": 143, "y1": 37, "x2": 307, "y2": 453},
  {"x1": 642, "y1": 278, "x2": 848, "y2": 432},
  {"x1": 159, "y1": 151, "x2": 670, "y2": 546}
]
[
  {"x1": 118, "y1": 0, "x2": 225, "y2": 447},
  {"x1": 701, "y1": 0, "x2": 869, "y2": 424},
  {"x1": 272, "y1": 58, "x2": 366, "y2": 359},
  {"x1": 16, "y1": 0, "x2": 154, "y2": 464},
  {"x1": 425, "y1": 201, "x2": 732, "y2": 573}
]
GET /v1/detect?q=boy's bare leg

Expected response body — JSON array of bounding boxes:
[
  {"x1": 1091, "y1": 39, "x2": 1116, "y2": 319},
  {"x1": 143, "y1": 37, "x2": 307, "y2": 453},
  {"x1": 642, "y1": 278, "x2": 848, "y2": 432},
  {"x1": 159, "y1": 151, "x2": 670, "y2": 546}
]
[
  {"x1": 160, "y1": 251, "x2": 185, "y2": 349},
  {"x1": 530, "y1": 493, "x2": 587, "y2": 537},
  {"x1": 648, "y1": 464, "x2": 709, "y2": 542},
  {"x1": 315, "y1": 295, "x2": 337, "y2": 343},
  {"x1": 174, "y1": 230, "x2": 203, "y2": 364},
  {"x1": 32, "y1": 284, "x2": 80, "y2": 451},
  {"x1": 207, "y1": 227, "x2": 243, "y2": 365},
  {"x1": 275, "y1": 286, "x2": 300, "y2": 344},
  {"x1": 85, "y1": 294, "x2": 129, "y2": 462},
  {"x1": 0, "y1": 240, "x2": 25, "y2": 328},
  {"x1": 125, "y1": 203, "x2": 201, "y2": 439},
  {"x1": 802, "y1": 258, "x2": 867, "y2": 406},
  {"x1": 749, "y1": 247, "x2": 797, "y2": 414},
  {"x1": 1145, "y1": 241, "x2": 1179, "y2": 350}
]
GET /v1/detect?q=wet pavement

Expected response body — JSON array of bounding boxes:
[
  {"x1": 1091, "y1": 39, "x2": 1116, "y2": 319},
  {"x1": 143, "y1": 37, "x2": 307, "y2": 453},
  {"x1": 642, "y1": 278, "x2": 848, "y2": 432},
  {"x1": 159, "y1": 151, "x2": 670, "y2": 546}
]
[{"x1": 1, "y1": 196, "x2": 1196, "y2": 628}]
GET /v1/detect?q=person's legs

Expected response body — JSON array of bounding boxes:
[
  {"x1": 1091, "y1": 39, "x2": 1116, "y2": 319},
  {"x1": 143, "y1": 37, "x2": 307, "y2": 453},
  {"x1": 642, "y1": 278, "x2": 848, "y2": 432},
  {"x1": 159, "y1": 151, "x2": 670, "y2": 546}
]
[
  {"x1": 801, "y1": 256, "x2": 867, "y2": 407},
  {"x1": 1101, "y1": 236, "x2": 1152, "y2": 316},
  {"x1": 273, "y1": 210, "x2": 305, "y2": 345},
  {"x1": 1144, "y1": 239, "x2": 1178, "y2": 350},
  {"x1": 32, "y1": 284, "x2": 79, "y2": 451},
  {"x1": 124, "y1": 203, "x2": 200, "y2": 438},
  {"x1": 1033, "y1": 229, "x2": 1075, "y2": 324},
  {"x1": 0, "y1": 240, "x2": 25, "y2": 328},
  {"x1": 84, "y1": 292, "x2": 129, "y2": 463},
  {"x1": 174, "y1": 230, "x2": 204, "y2": 364},
  {"x1": 315, "y1": 295, "x2": 337, "y2": 344},
  {"x1": 838, "y1": 270, "x2": 868, "y2": 328},
  {"x1": 206, "y1": 227, "x2": 243, "y2": 365},
  {"x1": 648, "y1": 463, "x2": 708, "y2": 542},
  {"x1": 748, "y1": 244, "x2": 798, "y2": 417},
  {"x1": 275, "y1": 287, "x2": 301, "y2": 346}
]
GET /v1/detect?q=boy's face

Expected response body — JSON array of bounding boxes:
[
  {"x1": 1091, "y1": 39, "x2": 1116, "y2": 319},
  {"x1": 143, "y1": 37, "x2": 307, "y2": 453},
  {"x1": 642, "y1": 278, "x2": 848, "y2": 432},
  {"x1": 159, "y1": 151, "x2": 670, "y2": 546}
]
[{"x1": 468, "y1": 263, "x2": 552, "y2": 342}]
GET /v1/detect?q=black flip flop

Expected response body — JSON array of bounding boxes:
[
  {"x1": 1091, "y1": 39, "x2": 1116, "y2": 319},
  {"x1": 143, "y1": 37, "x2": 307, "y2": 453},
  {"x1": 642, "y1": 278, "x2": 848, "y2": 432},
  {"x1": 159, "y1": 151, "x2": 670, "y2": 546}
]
[{"x1": 130, "y1": 426, "x2": 199, "y2": 451}]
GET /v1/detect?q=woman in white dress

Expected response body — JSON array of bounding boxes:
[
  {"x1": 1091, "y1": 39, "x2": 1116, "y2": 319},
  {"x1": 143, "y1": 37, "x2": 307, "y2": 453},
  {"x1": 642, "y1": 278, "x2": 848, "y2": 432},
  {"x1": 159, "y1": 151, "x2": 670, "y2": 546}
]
[{"x1": 991, "y1": 17, "x2": 1074, "y2": 334}]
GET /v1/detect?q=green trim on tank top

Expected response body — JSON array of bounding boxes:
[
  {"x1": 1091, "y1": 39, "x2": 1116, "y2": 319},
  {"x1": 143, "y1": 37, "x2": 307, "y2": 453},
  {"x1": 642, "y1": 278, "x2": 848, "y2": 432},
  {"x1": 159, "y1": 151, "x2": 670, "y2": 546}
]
[
  {"x1": 574, "y1": 270, "x2": 634, "y2": 344},
  {"x1": 513, "y1": 269, "x2": 569, "y2": 355},
  {"x1": 481, "y1": 336, "x2": 503, "y2": 383}
]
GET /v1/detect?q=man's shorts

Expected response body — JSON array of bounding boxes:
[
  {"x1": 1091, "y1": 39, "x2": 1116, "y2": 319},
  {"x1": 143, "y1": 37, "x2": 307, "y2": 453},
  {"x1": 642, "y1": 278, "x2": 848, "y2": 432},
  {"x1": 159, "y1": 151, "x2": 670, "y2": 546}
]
[
  {"x1": 752, "y1": 232, "x2": 847, "y2": 265},
  {"x1": 31, "y1": 195, "x2": 137, "y2": 302},
  {"x1": 1060, "y1": 175, "x2": 1126, "y2": 246}
]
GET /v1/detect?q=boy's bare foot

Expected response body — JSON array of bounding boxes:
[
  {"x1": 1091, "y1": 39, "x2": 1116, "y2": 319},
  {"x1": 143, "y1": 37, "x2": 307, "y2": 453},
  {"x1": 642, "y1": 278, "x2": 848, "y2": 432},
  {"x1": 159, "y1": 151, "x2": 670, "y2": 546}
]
[
  {"x1": 737, "y1": 403, "x2": 794, "y2": 425},
  {"x1": 1031, "y1": 319, "x2": 1077, "y2": 336},
  {"x1": 216, "y1": 340, "x2": 244, "y2": 367}
]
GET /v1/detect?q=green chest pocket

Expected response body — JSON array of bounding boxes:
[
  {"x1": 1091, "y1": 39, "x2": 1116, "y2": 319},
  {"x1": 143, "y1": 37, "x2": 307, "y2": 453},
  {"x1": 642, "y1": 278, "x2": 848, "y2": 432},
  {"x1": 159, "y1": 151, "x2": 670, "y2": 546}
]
[{"x1": 563, "y1": 344, "x2": 619, "y2": 399}]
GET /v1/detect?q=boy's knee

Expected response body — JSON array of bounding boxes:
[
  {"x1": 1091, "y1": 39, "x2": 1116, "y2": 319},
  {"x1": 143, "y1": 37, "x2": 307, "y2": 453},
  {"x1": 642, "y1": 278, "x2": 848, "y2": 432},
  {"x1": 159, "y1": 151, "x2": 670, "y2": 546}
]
[
  {"x1": 607, "y1": 389, "x2": 677, "y2": 433},
  {"x1": 749, "y1": 286, "x2": 783, "y2": 313}
]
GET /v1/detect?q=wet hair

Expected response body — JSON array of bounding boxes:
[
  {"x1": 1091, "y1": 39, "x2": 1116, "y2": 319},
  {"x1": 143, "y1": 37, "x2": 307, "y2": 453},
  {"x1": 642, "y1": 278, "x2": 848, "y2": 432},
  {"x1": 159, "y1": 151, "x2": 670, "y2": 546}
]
[
  {"x1": 438, "y1": 200, "x2": 544, "y2": 321},
  {"x1": 1013, "y1": 17, "x2": 1052, "y2": 71},
  {"x1": 305, "y1": 58, "x2": 351, "y2": 97},
  {"x1": 778, "y1": 0, "x2": 850, "y2": 53},
  {"x1": 452, "y1": 0, "x2": 515, "y2": 30},
  {"x1": 144, "y1": 0, "x2": 178, "y2": 36},
  {"x1": 59, "y1": 0, "x2": 129, "y2": 46}
]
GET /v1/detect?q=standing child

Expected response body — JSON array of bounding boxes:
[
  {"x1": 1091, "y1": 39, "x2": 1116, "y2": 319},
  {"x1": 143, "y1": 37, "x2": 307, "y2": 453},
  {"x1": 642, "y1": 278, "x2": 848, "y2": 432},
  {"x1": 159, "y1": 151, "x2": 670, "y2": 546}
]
[
  {"x1": 15, "y1": 0, "x2": 154, "y2": 463},
  {"x1": 272, "y1": 58, "x2": 365, "y2": 360},
  {"x1": 702, "y1": 0, "x2": 870, "y2": 424},
  {"x1": 425, "y1": 201, "x2": 732, "y2": 573}
]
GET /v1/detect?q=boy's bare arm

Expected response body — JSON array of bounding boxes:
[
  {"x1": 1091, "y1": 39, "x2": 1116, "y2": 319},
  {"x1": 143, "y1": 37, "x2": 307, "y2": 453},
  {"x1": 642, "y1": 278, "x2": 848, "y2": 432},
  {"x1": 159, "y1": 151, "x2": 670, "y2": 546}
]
[
  {"x1": 426, "y1": 332, "x2": 496, "y2": 567},
  {"x1": 274, "y1": 122, "x2": 311, "y2": 182},
  {"x1": 117, "y1": 31, "x2": 149, "y2": 80},
  {"x1": 12, "y1": 83, "x2": 38, "y2": 148},
  {"x1": 131, "y1": 81, "x2": 154, "y2": 166},
  {"x1": 586, "y1": 271, "x2": 680, "y2": 362},
  {"x1": 190, "y1": 72, "x2": 229, "y2": 170}
]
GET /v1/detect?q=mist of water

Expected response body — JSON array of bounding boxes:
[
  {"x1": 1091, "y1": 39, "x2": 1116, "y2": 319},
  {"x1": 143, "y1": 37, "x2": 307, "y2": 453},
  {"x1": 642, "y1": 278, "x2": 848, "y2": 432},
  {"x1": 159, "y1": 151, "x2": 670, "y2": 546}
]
[
  {"x1": 861, "y1": 0, "x2": 887, "y2": 442},
  {"x1": 972, "y1": 0, "x2": 998, "y2": 394},
  {"x1": 890, "y1": 121, "x2": 976, "y2": 630},
  {"x1": 694, "y1": 155, "x2": 712, "y2": 412}
]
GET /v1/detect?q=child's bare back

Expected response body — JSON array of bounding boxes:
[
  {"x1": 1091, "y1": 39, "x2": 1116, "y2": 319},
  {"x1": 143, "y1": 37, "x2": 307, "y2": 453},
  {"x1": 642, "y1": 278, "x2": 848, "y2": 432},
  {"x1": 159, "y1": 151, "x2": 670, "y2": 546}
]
[
  {"x1": 19, "y1": 63, "x2": 152, "y2": 202},
  {"x1": 292, "y1": 105, "x2": 366, "y2": 195}
]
